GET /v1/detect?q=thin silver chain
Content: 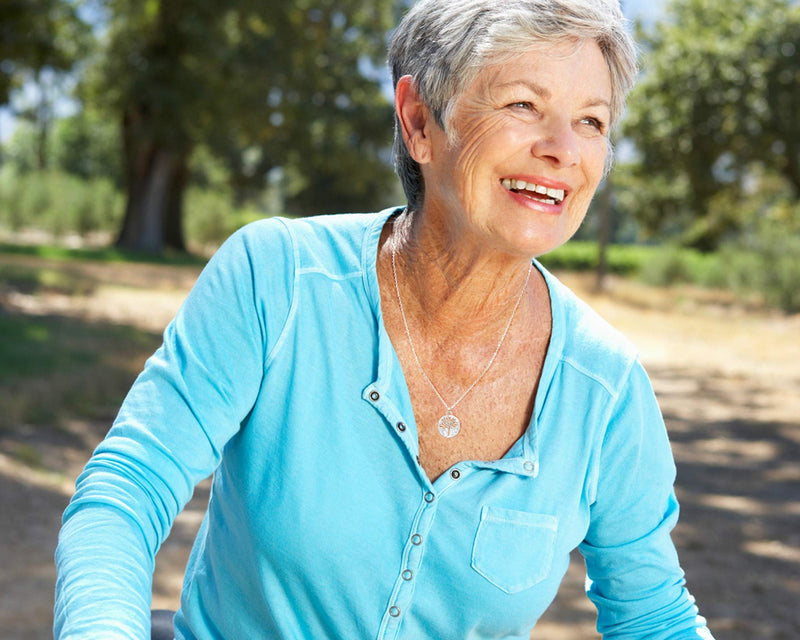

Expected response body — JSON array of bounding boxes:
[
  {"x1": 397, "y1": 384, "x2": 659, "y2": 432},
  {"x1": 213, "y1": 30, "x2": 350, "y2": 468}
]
[{"x1": 391, "y1": 243, "x2": 532, "y2": 416}]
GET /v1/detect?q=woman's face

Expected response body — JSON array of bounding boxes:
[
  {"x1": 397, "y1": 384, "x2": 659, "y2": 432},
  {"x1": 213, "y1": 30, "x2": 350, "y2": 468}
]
[{"x1": 419, "y1": 39, "x2": 613, "y2": 259}]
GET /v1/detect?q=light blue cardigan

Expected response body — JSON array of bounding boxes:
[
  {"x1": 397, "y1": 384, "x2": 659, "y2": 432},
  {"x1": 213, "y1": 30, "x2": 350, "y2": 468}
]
[{"x1": 55, "y1": 208, "x2": 713, "y2": 639}]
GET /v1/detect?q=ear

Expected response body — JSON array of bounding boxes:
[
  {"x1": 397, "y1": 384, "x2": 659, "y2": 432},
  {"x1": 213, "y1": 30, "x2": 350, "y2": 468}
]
[{"x1": 395, "y1": 75, "x2": 433, "y2": 165}]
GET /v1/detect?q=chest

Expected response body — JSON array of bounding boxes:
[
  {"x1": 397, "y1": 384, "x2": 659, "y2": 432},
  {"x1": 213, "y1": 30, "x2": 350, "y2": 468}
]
[
  {"x1": 400, "y1": 333, "x2": 547, "y2": 481},
  {"x1": 379, "y1": 277, "x2": 551, "y2": 483}
]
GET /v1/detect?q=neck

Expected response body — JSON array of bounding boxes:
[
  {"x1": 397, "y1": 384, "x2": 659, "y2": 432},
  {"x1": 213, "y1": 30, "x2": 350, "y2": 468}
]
[{"x1": 389, "y1": 209, "x2": 535, "y2": 336}]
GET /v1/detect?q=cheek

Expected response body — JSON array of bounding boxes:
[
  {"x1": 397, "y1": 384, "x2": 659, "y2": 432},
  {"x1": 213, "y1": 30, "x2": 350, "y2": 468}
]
[
  {"x1": 453, "y1": 115, "x2": 517, "y2": 177},
  {"x1": 584, "y1": 142, "x2": 609, "y2": 186}
]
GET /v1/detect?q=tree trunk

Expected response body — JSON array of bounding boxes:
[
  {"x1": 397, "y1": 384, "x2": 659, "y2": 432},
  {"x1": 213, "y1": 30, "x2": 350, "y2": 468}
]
[
  {"x1": 35, "y1": 68, "x2": 50, "y2": 171},
  {"x1": 116, "y1": 105, "x2": 189, "y2": 254},
  {"x1": 595, "y1": 180, "x2": 612, "y2": 292},
  {"x1": 783, "y1": 147, "x2": 800, "y2": 200}
]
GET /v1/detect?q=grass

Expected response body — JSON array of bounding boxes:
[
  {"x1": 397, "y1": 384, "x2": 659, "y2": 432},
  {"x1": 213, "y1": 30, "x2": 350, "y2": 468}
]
[
  {"x1": 538, "y1": 241, "x2": 650, "y2": 276},
  {"x1": 0, "y1": 311, "x2": 161, "y2": 430},
  {"x1": 0, "y1": 263, "x2": 96, "y2": 297},
  {"x1": 0, "y1": 242, "x2": 208, "y2": 267},
  {"x1": 0, "y1": 313, "x2": 156, "y2": 380}
]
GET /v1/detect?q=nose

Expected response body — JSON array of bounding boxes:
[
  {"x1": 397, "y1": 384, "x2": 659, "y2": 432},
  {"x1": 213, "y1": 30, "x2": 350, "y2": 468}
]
[{"x1": 531, "y1": 118, "x2": 580, "y2": 168}]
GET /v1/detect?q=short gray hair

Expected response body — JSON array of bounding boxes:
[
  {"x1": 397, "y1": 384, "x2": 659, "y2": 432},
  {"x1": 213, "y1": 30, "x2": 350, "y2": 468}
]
[{"x1": 388, "y1": 0, "x2": 638, "y2": 210}]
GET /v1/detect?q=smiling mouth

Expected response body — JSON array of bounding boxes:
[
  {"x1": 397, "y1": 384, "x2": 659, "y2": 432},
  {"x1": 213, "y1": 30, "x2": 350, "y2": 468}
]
[{"x1": 501, "y1": 178, "x2": 565, "y2": 205}]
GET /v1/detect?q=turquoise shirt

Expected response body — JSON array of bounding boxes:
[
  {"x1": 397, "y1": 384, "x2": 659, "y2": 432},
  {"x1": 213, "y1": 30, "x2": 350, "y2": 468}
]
[{"x1": 55, "y1": 209, "x2": 713, "y2": 639}]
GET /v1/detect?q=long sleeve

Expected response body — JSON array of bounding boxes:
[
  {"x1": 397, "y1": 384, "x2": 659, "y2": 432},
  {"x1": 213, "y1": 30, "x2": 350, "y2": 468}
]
[
  {"x1": 54, "y1": 221, "x2": 291, "y2": 639},
  {"x1": 579, "y1": 360, "x2": 714, "y2": 640}
]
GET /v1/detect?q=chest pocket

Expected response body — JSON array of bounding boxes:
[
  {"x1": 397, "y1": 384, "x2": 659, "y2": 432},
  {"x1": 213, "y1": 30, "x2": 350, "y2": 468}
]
[{"x1": 471, "y1": 505, "x2": 558, "y2": 594}]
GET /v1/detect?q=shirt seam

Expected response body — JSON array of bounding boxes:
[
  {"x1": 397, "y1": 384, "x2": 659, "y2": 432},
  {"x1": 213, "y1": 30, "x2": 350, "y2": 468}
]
[
  {"x1": 263, "y1": 218, "x2": 300, "y2": 371},
  {"x1": 586, "y1": 355, "x2": 639, "y2": 506},
  {"x1": 296, "y1": 266, "x2": 363, "y2": 280},
  {"x1": 559, "y1": 355, "x2": 626, "y2": 400}
]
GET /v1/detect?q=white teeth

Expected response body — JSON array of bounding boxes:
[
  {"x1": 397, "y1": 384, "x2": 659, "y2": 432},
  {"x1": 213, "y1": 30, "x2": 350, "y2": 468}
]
[
  {"x1": 547, "y1": 187, "x2": 565, "y2": 200},
  {"x1": 503, "y1": 179, "x2": 566, "y2": 202}
]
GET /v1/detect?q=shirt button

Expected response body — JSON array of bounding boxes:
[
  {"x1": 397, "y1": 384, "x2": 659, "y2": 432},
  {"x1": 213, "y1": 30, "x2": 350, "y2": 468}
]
[
  {"x1": 369, "y1": 390, "x2": 380, "y2": 402},
  {"x1": 411, "y1": 534, "x2": 422, "y2": 545},
  {"x1": 523, "y1": 461, "x2": 536, "y2": 473},
  {"x1": 396, "y1": 421, "x2": 406, "y2": 432},
  {"x1": 424, "y1": 491, "x2": 435, "y2": 503},
  {"x1": 402, "y1": 569, "x2": 413, "y2": 581},
  {"x1": 389, "y1": 606, "x2": 401, "y2": 617},
  {"x1": 450, "y1": 469, "x2": 461, "y2": 480}
]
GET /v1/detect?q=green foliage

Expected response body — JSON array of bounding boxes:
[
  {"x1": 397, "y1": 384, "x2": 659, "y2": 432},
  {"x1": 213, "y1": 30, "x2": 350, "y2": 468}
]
[
  {"x1": 0, "y1": 162, "x2": 269, "y2": 251},
  {"x1": 51, "y1": 110, "x2": 123, "y2": 185},
  {"x1": 623, "y1": 0, "x2": 800, "y2": 249},
  {"x1": 3, "y1": 121, "x2": 40, "y2": 171},
  {"x1": 0, "y1": 241, "x2": 207, "y2": 266},
  {"x1": 91, "y1": 0, "x2": 398, "y2": 218},
  {"x1": 637, "y1": 245, "x2": 726, "y2": 288},
  {"x1": 542, "y1": 238, "x2": 800, "y2": 314},
  {"x1": 0, "y1": 167, "x2": 124, "y2": 236},
  {"x1": 183, "y1": 186, "x2": 268, "y2": 249},
  {"x1": 539, "y1": 242, "x2": 651, "y2": 276},
  {"x1": 719, "y1": 204, "x2": 800, "y2": 312},
  {"x1": 0, "y1": 0, "x2": 92, "y2": 106}
]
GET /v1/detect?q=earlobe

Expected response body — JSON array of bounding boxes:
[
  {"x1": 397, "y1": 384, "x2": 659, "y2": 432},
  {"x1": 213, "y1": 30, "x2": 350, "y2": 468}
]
[{"x1": 395, "y1": 75, "x2": 432, "y2": 164}]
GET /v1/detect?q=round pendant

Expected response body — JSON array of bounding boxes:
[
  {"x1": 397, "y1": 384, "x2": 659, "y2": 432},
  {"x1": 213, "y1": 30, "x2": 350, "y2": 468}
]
[{"x1": 437, "y1": 413, "x2": 461, "y2": 438}]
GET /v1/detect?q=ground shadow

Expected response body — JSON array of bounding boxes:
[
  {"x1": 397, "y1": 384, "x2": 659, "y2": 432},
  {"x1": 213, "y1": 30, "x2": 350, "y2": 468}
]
[
  {"x1": 4, "y1": 300, "x2": 798, "y2": 638},
  {"x1": 0, "y1": 474, "x2": 70, "y2": 640},
  {"x1": 533, "y1": 364, "x2": 800, "y2": 639}
]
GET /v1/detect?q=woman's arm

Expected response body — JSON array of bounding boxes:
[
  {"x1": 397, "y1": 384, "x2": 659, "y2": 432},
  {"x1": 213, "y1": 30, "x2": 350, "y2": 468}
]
[
  {"x1": 579, "y1": 360, "x2": 714, "y2": 640},
  {"x1": 54, "y1": 221, "x2": 292, "y2": 639}
]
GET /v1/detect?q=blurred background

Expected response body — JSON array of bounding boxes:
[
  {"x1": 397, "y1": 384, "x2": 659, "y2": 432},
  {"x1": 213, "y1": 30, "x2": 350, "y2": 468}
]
[{"x1": 0, "y1": 0, "x2": 798, "y2": 638}]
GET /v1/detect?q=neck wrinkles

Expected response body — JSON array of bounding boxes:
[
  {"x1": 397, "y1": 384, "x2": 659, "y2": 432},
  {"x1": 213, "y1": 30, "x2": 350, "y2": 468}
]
[{"x1": 389, "y1": 209, "x2": 536, "y2": 336}]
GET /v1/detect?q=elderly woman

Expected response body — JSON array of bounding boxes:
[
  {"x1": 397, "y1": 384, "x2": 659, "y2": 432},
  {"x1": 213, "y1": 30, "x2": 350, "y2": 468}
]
[{"x1": 55, "y1": 1, "x2": 714, "y2": 639}]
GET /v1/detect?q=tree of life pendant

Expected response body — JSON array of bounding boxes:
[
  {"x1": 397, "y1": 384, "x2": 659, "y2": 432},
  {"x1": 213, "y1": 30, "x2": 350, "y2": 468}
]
[{"x1": 437, "y1": 412, "x2": 461, "y2": 438}]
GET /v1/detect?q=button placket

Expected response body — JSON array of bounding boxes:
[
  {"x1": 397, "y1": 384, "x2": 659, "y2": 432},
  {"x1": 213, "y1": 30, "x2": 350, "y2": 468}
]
[{"x1": 377, "y1": 485, "x2": 440, "y2": 639}]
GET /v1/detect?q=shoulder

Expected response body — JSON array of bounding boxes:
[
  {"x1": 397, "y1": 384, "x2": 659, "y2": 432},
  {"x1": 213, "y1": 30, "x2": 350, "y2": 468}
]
[
  {"x1": 233, "y1": 209, "x2": 397, "y2": 276},
  {"x1": 540, "y1": 263, "x2": 639, "y2": 398}
]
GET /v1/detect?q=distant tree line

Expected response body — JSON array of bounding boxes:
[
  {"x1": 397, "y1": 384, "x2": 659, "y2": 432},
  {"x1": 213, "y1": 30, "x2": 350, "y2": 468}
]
[
  {"x1": 2, "y1": 0, "x2": 400, "y2": 253},
  {"x1": 620, "y1": 0, "x2": 800, "y2": 251},
  {"x1": 1, "y1": 0, "x2": 799, "y2": 257}
]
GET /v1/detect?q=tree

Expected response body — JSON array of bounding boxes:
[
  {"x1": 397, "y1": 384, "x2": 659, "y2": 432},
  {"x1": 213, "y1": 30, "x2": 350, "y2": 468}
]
[
  {"x1": 0, "y1": 0, "x2": 92, "y2": 168},
  {"x1": 622, "y1": 0, "x2": 800, "y2": 249},
  {"x1": 52, "y1": 109, "x2": 123, "y2": 185},
  {"x1": 92, "y1": 0, "x2": 396, "y2": 254}
]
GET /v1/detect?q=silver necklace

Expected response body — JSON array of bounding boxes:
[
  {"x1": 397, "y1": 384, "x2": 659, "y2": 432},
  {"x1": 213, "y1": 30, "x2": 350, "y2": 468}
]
[{"x1": 391, "y1": 244, "x2": 532, "y2": 438}]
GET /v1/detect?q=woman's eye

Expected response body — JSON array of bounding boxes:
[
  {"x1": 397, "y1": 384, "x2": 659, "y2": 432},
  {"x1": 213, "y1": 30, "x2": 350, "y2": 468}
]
[
  {"x1": 581, "y1": 116, "x2": 607, "y2": 133},
  {"x1": 508, "y1": 101, "x2": 533, "y2": 110}
]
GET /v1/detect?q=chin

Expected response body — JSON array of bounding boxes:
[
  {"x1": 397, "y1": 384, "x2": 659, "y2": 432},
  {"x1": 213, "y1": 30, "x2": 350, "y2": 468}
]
[{"x1": 497, "y1": 224, "x2": 573, "y2": 260}]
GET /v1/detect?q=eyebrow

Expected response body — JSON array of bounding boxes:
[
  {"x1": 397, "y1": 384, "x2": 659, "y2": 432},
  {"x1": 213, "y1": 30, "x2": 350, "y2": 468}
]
[
  {"x1": 497, "y1": 80, "x2": 611, "y2": 110},
  {"x1": 498, "y1": 80, "x2": 551, "y2": 99}
]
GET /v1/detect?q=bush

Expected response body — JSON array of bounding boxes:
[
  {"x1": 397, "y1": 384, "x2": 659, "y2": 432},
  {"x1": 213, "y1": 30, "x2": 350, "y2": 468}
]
[
  {"x1": 637, "y1": 245, "x2": 727, "y2": 288},
  {"x1": 0, "y1": 168, "x2": 123, "y2": 237},
  {"x1": 721, "y1": 214, "x2": 800, "y2": 313},
  {"x1": 0, "y1": 167, "x2": 274, "y2": 250},
  {"x1": 539, "y1": 241, "x2": 645, "y2": 275},
  {"x1": 183, "y1": 187, "x2": 270, "y2": 248}
]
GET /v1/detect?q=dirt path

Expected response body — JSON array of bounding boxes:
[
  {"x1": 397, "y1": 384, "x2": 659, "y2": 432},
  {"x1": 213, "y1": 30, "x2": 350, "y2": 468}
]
[{"x1": 1, "y1": 258, "x2": 798, "y2": 639}]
